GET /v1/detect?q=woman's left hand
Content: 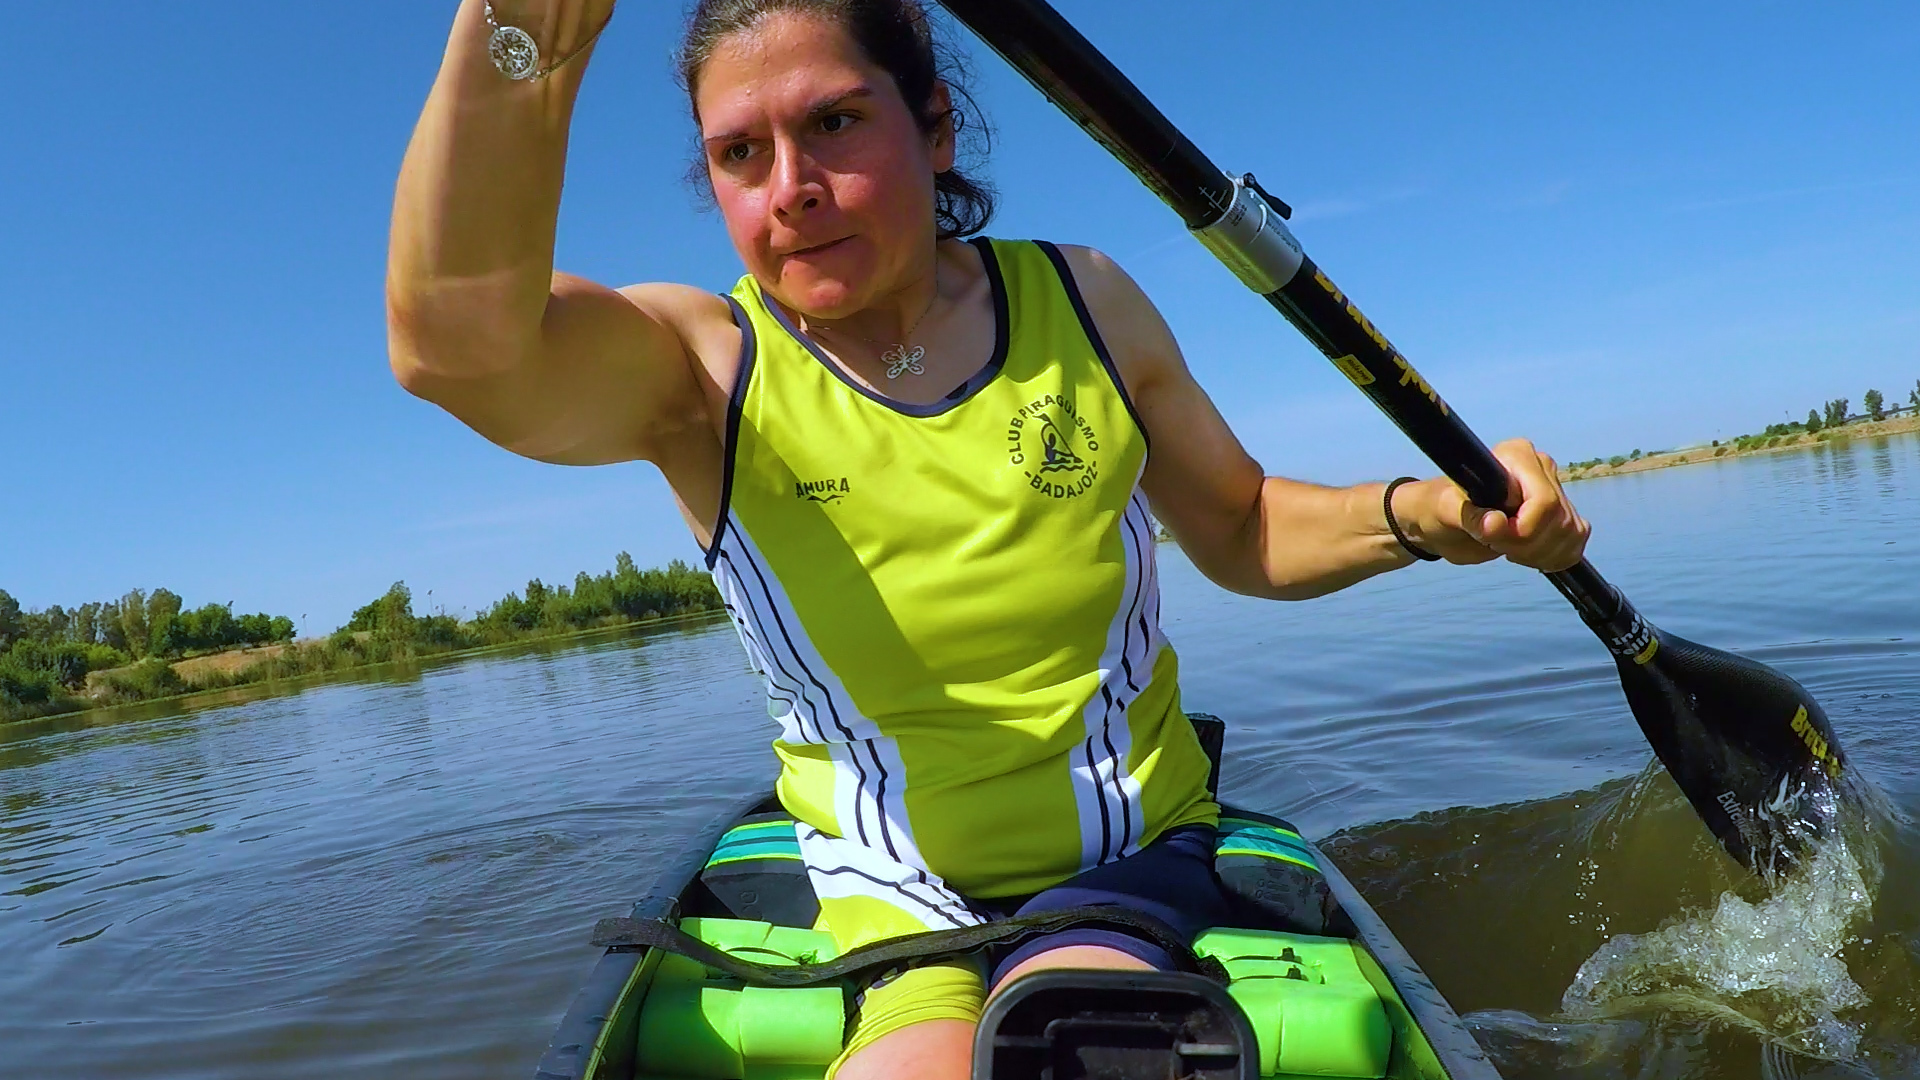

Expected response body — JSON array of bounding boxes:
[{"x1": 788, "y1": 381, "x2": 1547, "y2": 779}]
[{"x1": 1395, "y1": 438, "x2": 1591, "y2": 572}]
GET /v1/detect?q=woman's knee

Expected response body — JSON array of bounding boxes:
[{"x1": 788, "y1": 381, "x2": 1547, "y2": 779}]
[{"x1": 988, "y1": 943, "x2": 1155, "y2": 1003}]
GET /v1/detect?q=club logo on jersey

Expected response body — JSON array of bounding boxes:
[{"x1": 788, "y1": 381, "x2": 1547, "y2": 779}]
[
  {"x1": 1007, "y1": 394, "x2": 1100, "y2": 498},
  {"x1": 795, "y1": 477, "x2": 850, "y2": 503}
]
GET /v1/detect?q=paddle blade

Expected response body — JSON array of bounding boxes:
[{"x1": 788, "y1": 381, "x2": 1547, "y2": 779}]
[{"x1": 1617, "y1": 630, "x2": 1846, "y2": 878}]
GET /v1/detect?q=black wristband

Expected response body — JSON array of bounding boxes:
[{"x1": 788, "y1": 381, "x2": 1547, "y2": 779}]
[{"x1": 1383, "y1": 477, "x2": 1442, "y2": 562}]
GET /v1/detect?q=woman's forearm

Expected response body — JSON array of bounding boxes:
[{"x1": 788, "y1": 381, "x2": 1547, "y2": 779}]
[
  {"x1": 1237, "y1": 477, "x2": 1413, "y2": 601},
  {"x1": 386, "y1": 0, "x2": 596, "y2": 387}
]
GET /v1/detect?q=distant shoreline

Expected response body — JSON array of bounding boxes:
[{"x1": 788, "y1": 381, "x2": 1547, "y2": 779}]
[
  {"x1": 3, "y1": 555, "x2": 724, "y2": 726},
  {"x1": 3, "y1": 610, "x2": 730, "y2": 728},
  {"x1": 1561, "y1": 413, "x2": 1920, "y2": 483}
]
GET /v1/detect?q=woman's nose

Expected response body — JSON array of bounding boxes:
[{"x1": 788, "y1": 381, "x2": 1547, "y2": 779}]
[{"x1": 769, "y1": 141, "x2": 823, "y2": 219}]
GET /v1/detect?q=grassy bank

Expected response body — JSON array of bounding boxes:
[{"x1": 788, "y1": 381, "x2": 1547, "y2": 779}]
[
  {"x1": 1562, "y1": 412, "x2": 1920, "y2": 483},
  {"x1": 17, "y1": 609, "x2": 731, "y2": 728},
  {"x1": 2, "y1": 555, "x2": 723, "y2": 724}
]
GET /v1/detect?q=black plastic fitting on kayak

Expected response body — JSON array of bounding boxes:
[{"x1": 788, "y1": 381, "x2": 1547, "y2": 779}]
[{"x1": 973, "y1": 968, "x2": 1259, "y2": 1080}]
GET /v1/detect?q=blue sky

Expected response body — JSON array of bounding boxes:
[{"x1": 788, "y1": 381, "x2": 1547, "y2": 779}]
[{"x1": 6, "y1": 1, "x2": 1916, "y2": 633}]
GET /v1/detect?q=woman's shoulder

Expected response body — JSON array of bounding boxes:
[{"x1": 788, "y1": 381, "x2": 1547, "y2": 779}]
[
  {"x1": 612, "y1": 279, "x2": 746, "y2": 405},
  {"x1": 1009, "y1": 242, "x2": 1165, "y2": 348},
  {"x1": 614, "y1": 279, "x2": 744, "y2": 349},
  {"x1": 615, "y1": 278, "x2": 741, "y2": 323},
  {"x1": 987, "y1": 239, "x2": 1135, "y2": 303}
]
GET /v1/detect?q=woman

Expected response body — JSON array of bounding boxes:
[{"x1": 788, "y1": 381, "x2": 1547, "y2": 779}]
[{"x1": 386, "y1": 1, "x2": 1590, "y2": 1076}]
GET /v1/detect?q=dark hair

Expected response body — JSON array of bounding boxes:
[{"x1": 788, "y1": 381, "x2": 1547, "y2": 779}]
[{"x1": 677, "y1": 0, "x2": 996, "y2": 240}]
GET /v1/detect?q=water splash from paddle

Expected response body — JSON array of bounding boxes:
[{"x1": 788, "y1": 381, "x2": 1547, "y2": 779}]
[{"x1": 1560, "y1": 781, "x2": 1877, "y2": 1060}]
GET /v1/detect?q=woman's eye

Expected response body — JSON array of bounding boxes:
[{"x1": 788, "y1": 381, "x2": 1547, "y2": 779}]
[
  {"x1": 723, "y1": 143, "x2": 754, "y2": 163},
  {"x1": 819, "y1": 113, "x2": 854, "y2": 134}
]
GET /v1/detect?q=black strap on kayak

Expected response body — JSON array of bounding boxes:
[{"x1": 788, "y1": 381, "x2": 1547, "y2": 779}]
[{"x1": 588, "y1": 905, "x2": 1226, "y2": 989}]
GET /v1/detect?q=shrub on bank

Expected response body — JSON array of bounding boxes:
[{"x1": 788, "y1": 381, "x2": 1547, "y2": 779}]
[{"x1": 89, "y1": 658, "x2": 187, "y2": 706}]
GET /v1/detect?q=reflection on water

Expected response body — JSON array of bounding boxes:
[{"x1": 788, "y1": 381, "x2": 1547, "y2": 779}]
[{"x1": 3, "y1": 435, "x2": 1918, "y2": 1078}]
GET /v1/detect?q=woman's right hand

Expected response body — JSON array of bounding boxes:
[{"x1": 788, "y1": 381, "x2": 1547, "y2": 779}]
[{"x1": 1393, "y1": 439, "x2": 1592, "y2": 572}]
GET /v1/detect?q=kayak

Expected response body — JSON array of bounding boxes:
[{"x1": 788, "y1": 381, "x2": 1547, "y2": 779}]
[{"x1": 532, "y1": 716, "x2": 1499, "y2": 1080}]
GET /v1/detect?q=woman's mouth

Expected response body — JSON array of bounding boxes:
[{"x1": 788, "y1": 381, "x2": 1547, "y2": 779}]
[{"x1": 786, "y1": 236, "x2": 853, "y2": 258}]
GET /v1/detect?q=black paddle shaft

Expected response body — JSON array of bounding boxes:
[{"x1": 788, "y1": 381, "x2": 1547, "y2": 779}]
[{"x1": 940, "y1": 0, "x2": 1848, "y2": 876}]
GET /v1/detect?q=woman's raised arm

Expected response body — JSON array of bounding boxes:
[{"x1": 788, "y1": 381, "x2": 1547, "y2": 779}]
[{"x1": 386, "y1": 0, "x2": 728, "y2": 467}]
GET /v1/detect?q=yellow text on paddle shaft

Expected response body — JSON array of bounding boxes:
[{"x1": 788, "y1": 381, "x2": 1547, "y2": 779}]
[{"x1": 1313, "y1": 269, "x2": 1449, "y2": 416}]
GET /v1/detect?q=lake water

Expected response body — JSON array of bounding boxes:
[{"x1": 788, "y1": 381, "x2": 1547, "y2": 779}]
[{"x1": 5, "y1": 436, "x2": 1917, "y2": 1080}]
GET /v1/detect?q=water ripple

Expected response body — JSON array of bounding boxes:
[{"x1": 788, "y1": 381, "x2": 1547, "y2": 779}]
[{"x1": 1, "y1": 443, "x2": 1916, "y2": 1078}]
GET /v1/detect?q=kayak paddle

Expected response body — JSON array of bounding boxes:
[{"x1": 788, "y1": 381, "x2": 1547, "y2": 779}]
[{"x1": 938, "y1": 0, "x2": 1847, "y2": 879}]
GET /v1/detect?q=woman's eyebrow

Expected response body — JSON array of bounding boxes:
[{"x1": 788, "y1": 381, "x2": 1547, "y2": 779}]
[
  {"x1": 702, "y1": 86, "x2": 877, "y2": 147},
  {"x1": 804, "y1": 85, "x2": 876, "y2": 121}
]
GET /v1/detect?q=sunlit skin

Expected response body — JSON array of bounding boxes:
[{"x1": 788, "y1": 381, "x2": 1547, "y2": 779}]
[
  {"x1": 696, "y1": 14, "x2": 953, "y2": 346},
  {"x1": 386, "y1": 4, "x2": 1594, "y2": 1079}
]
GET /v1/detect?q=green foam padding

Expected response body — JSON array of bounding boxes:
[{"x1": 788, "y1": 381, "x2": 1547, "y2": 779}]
[
  {"x1": 635, "y1": 919, "x2": 844, "y2": 1078},
  {"x1": 1195, "y1": 927, "x2": 1392, "y2": 1078}
]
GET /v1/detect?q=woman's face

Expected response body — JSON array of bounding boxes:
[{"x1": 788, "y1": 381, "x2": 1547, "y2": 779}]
[{"x1": 695, "y1": 13, "x2": 952, "y2": 318}]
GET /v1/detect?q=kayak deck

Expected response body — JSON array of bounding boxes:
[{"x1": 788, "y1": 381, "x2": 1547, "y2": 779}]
[{"x1": 534, "y1": 718, "x2": 1498, "y2": 1079}]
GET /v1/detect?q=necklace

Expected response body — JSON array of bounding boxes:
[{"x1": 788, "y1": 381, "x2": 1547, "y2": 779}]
[
  {"x1": 807, "y1": 268, "x2": 939, "y2": 380},
  {"x1": 483, "y1": 2, "x2": 612, "y2": 82}
]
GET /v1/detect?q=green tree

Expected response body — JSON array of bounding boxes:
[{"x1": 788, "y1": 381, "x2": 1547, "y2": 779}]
[
  {"x1": 1806, "y1": 408, "x2": 1823, "y2": 433},
  {"x1": 1909, "y1": 380, "x2": 1920, "y2": 413},
  {"x1": 347, "y1": 582, "x2": 416, "y2": 638},
  {"x1": 233, "y1": 611, "x2": 270, "y2": 645},
  {"x1": 119, "y1": 589, "x2": 149, "y2": 659},
  {"x1": 73, "y1": 602, "x2": 102, "y2": 645},
  {"x1": 98, "y1": 600, "x2": 127, "y2": 652},
  {"x1": 0, "y1": 589, "x2": 21, "y2": 650},
  {"x1": 146, "y1": 588, "x2": 184, "y2": 657},
  {"x1": 1865, "y1": 388, "x2": 1885, "y2": 422},
  {"x1": 1825, "y1": 398, "x2": 1850, "y2": 427},
  {"x1": 174, "y1": 602, "x2": 239, "y2": 653}
]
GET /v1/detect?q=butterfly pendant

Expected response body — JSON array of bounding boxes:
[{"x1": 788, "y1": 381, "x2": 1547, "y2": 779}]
[{"x1": 882, "y1": 344, "x2": 927, "y2": 379}]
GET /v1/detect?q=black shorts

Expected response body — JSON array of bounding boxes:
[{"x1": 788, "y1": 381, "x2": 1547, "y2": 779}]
[{"x1": 978, "y1": 824, "x2": 1231, "y2": 988}]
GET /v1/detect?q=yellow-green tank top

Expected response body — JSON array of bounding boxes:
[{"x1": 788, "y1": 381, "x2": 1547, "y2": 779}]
[{"x1": 707, "y1": 237, "x2": 1217, "y2": 899}]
